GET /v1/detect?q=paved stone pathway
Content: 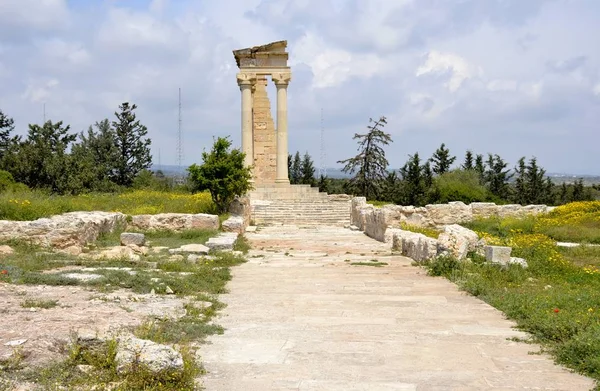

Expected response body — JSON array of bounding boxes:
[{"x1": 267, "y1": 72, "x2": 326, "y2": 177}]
[{"x1": 200, "y1": 226, "x2": 594, "y2": 390}]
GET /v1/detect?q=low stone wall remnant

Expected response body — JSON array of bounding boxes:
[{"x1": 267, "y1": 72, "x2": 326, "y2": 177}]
[
  {"x1": 0, "y1": 212, "x2": 127, "y2": 251},
  {"x1": 0, "y1": 211, "x2": 222, "y2": 253},
  {"x1": 351, "y1": 197, "x2": 553, "y2": 241}
]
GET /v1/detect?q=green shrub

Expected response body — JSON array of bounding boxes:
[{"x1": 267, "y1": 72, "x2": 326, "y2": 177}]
[
  {"x1": 430, "y1": 169, "x2": 491, "y2": 204},
  {"x1": 424, "y1": 255, "x2": 461, "y2": 277}
]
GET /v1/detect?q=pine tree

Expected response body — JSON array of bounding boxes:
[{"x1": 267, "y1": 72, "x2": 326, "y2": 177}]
[
  {"x1": 111, "y1": 102, "x2": 152, "y2": 187},
  {"x1": 430, "y1": 143, "x2": 456, "y2": 175},
  {"x1": 291, "y1": 152, "x2": 302, "y2": 184},
  {"x1": 484, "y1": 154, "x2": 513, "y2": 200},
  {"x1": 559, "y1": 183, "x2": 569, "y2": 204},
  {"x1": 381, "y1": 171, "x2": 400, "y2": 203},
  {"x1": 70, "y1": 119, "x2": 120, "y2": 192},
  {"x1": 474, "y1": 154, "x2": 485, "y2": 183},
  {"x1": 0, "y1": 109, "x2": 16, "y2": 161},
  {"x1": 572, "y1": 179, "x2": 585, "y2": 201},
  {"x1": 513, "y1": 157, "x2": 527, "y2": 204},
  {"x1": 338, "y1": 116, "x2": 392, "y2": 199},
  {"x1": 300, "y1": 152, "x2": 316, "y2": 186},
  {"x1": 317, "y1": 175, "x2": 330, "y2": 193},
  {"x1": 462, "y1": 150, "x2": 474, "y2": 170},
  {"x1": 543, "y1": 177, "x2": 555, "y2": 205},
  {"x1": 399, "y1": 153, "x2": 427, "y2": 206},
  {"x1": 5, "y1": 121, "x2": 76, "y2": 193},
  {"x1": 525, "y1": 157, "x2": 546, "y2": 204}
]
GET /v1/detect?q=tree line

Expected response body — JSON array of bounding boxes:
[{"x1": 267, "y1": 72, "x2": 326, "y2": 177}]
[
  {"x1": 0, "y1": 104, "x2": 154, "y2": 194},
  {"x1": 318, "y1": 116, "x2": 596, "y2": 206}
]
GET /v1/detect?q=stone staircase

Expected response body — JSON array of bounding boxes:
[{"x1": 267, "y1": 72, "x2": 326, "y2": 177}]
[{"x1": 249, "y1": 184, "x2": 351, "y2": 226}]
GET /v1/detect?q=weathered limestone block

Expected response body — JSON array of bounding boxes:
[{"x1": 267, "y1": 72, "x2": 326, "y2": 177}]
[
  {"x1": 471, "y1": 203, "x2": 499, "y2": 219},
  {"x1": 206, "y1": 232, "x2": 238, "y2": 251},
  {"x1": 509, "y1": 257, "x2": 528, "y2": 268},
  {"x1": 129, "y1": 213, "x2": 219, "y2": 231},
  {"x1": 437, "y1": 224, "x2": 480, "y2": 260},
  {"x1": 115, "y1": 336, "x2": 184, "y2": 375},
  {"x1": 426, "y1": 201, "x2": 472, "y2": 226},
  {"x1": 0, "y1": 212, "x2": 126, "y2": 250},
  {"x1": 350, "y1": 197, "x2": 369, "y2": 228},
  {"x1": 120, "y1": 233, "x2": 145, "y2": 247},
  {"x1": 168, "y1": 244, "x2": 210, "y2": 255},
  {"x1": 222, "y1": 216, "x2": 245, "y2": 234},
  {"x1": 363, "y1": 208, "x2": 388, "y2": 242},
  {"x1": 92, "y1": 246, "x2": 141, "y2": 262},
  {"x1": 0, "y1": 245, "x2": 14, "y2": 256},
  {"x1": 229, "y1": 196, "x2": 251, "y2": 229},
  {"x1": 392, "y1": 230, "x2": 438, "y2": 262},
  {"x1": 497, "y1": 205, "x2": 526, "y2": 218},
  {"x1": 485, "y1": 245, "x2": 512, "y2": 265}
]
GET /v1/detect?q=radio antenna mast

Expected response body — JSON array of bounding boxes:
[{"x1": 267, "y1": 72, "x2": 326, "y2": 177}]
[
  {"x1": 177, "y1": 88, "x2": 183, "y2": 170},
  {"x1": 319, "y1": 108, "x2": 327, "y2": 178}
]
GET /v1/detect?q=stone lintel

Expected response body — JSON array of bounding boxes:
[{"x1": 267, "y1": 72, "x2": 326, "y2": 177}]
[{"x1": 233, "y1": 41, "x2": 288, "y2": 68}]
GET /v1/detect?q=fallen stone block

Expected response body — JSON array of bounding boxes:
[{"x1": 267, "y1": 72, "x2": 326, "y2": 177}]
[
  {"x1": 168, "y1": 244, "x2": 210, "y2": 255},
  {"x1": 115, "y1": 336, "x2": 184, "y2": 375},
  {"x1": 221, "y1": 215, "x2": 245, "y2": 234},
  {"x1": 206, "y1": 233, "x2": 238, "y2": 251},
  {"x1": 437, "y1": 224, "x2": 479, "y2": 260},
  {"x1": 509, "y1": 257, "x2": 528, "y2": 268},
  {"x1": 485, "y1": 245, "x2": 512, "y2": 265},
  {"x1": 120, "y1": 232, "x2": 145, "y2": 247},
  {"x1": 392, "y1": 230, "x2": 438, "y2": 262}
]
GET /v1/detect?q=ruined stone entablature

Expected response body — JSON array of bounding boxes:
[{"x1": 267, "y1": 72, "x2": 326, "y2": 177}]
[{"x1": 233, "y1": 41, "x2": 292, "y2": 185}]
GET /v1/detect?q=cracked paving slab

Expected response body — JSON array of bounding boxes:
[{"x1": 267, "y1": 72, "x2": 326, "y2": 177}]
[{"x1": 200, "y1": 225, "x2": 594, "y2": 391}]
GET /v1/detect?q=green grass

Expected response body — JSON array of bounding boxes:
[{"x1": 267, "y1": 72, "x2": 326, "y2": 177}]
[
  {"x1": 559, "y1": 245, "x2": 600, "y2": 268},
  {"x1": 462, "y1": 216, "x2": 538, "y2": 238},
  {"x1": 398, "y1": 222, "x2": 441, "y2": 239},
  {"x1": 20, "y1": 299, "x2": 58, "y2": 309},
  {"x1": 0, "y1": 189, "x2": 216, "y2": 221},
  {"x1": 366, "y1": 200, "x2": 392, "y2": 208},
  {"x1": 350, "y1": 261, "x2": 388, "y2": 267}
]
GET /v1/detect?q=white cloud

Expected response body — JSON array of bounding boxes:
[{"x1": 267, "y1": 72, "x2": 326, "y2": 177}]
[
  {"x1": 487, "y1": 79, "x2": 518, "y2": 92},
  {"x1": 293, "y1": 33, "x2": 394, "y2": 88},
  {"x1": 21, "y1": 79, "x2": 60, "y2": 103},
  {"x1": 416, "y1": 51, "x2": 482, "y2": 92},
  {"x1": 97, "y1": 8, "x2": 178, "y2": 49},
  {"x1": 0, "y1": 0, "x2": 69, "y2": 31},
  {"x1": 594, "y1": 84, "x2": 600, "y2": 96},
  {"x1": 37, "y1": 39, "x2": 91, "y2": 66}
]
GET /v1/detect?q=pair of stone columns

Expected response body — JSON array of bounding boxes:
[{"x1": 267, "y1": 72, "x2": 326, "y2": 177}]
[{"x1": 237, "y1": 72, "x2": 291, "y2": 183}]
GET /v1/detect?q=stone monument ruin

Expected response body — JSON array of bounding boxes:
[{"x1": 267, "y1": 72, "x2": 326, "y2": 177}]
[
  {"x1": 233, "y1": 40, "x2": 291, "y2": 185},
  {"x1": 233, "y1": 41, "x2": 351, "y2": 225}
]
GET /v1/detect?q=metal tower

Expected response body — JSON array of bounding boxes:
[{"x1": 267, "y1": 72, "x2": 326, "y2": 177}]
[
  {"x1": 319, "y1": 108, "x2": 327, "y2": 178},
  {"x1": 177, "y1": 88, "x2": 183, "y2": 169}
]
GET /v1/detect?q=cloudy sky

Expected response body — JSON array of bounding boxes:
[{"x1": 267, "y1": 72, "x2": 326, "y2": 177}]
[{"x1": 1, "y1": 0, "x2": 598, "y2": 174}]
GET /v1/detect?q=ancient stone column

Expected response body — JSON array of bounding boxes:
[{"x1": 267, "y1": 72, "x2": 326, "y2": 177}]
[
  {"x1": 273, "y1": 73, "x2": 291, "y2": 183},
  {"x1": 237, "y1": 73, "x2": 255, "y2": 168}
]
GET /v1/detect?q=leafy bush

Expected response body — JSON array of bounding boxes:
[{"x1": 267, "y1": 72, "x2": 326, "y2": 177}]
[
  {"x1": 424, "y1": 254, "x2": 461, "y2": 277},
  {"x1": 430, "y1": 169, "x2": 491, "y2": 204},
  {"x1": 187, "y1": 137, "x2": 252, "y2": 214}
]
